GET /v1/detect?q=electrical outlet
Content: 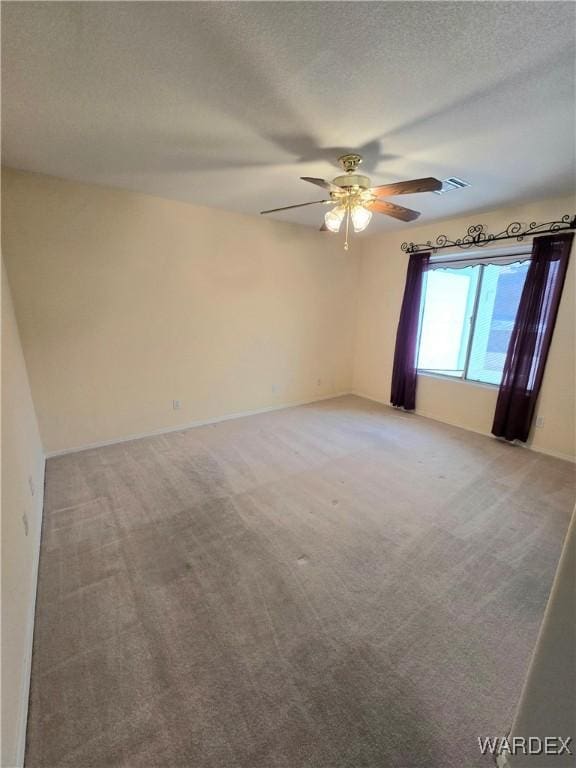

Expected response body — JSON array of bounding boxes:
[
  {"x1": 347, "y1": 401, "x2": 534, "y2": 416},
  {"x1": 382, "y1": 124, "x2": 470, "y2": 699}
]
[
  {"x1": 317, "y1": 378, "x2": 322, "y2": 387},
  {"x1": 172, "y1": 400, "x2": 182, "y2": 410},
  {"x1": 22, "y1": 513, "x2": 29, "y2": 536},
  {"x1": 28, "y1": 475, "x2": 35, "y2": 496},
  {"x1": 535, "y1": 415, "x2": 545, "y2": 429},
  {"x1": 271, "y1": 384, "x2": 278, "y2": 394}
]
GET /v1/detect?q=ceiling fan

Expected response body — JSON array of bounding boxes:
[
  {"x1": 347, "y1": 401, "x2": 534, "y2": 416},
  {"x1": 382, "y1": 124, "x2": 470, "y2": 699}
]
[{"x1": 260, "y1": 154, "x2": 442, "y2": 250}]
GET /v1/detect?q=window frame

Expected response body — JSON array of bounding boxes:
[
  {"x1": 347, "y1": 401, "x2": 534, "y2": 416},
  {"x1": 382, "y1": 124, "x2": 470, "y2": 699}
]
[{"x1": 416, "y1": 250, "x2": 532, "y2": 388}]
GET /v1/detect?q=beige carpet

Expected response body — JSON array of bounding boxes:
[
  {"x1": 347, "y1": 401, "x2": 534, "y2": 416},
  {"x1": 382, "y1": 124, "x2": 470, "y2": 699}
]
[{"x1": 26, "y1": 395, "x2": 575, "y2": 767}]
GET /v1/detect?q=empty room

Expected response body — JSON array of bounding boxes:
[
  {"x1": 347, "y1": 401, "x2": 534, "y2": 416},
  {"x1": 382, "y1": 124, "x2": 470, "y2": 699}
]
[{"x1": 2, "y1": 2, "x2": 575, "y2": 767}]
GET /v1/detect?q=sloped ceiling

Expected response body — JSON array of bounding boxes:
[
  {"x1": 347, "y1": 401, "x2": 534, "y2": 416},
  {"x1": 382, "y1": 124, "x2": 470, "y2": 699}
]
[{"x1": 2, "y1": 1, "x2": 574, "y2": 231}]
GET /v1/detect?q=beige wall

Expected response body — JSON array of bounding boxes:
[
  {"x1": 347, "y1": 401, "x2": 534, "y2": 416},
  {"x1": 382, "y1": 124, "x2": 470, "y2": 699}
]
[
  {"x1": 2, "y1": 169, "x2": 359, "y2": 454},
  {"x1": 1, "y1": 261, "x2": 45, "y2": 767},
  {"x1": 353, "y1": 195, "x2": 576, "y2": 461}
]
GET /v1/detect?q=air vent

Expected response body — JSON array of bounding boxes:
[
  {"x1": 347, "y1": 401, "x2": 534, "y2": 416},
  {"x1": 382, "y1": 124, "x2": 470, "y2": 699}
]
[{"x1": 433, "y1": 177, "x2": 471, "y2": 195}]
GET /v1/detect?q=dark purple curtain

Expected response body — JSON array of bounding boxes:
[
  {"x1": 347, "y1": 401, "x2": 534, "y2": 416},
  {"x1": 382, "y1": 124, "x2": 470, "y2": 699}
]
[
  {"x1": 492, "y1": 232, "x2": 573, "y2": 442},
  {"x1": 390, "y1": 252, "x2": 430, "y2": 410}
]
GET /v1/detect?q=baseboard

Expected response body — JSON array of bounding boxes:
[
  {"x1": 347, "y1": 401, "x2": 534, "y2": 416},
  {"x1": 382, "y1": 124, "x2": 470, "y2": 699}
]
[
  {"x1": 15, "y1": 455, "x2": 46, "y2": 767},
  {"x1": 522, "y1": 443, "x2": 576, "y2": 463},
  {"x1": 46, "y1": 391, "x2": 352, "y2": 458},
  {"x1": 351, "y1": 390, "x2": 575, "y2": 464},
  {"x1": 45, "y1": 388, "x2": 576, "y2": 462}
]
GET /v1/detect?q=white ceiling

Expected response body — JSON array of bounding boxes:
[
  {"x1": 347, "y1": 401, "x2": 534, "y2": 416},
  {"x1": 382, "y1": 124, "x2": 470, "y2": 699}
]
[{"x1": 2, "y1": 2, "x2": 575, "y2": 231}]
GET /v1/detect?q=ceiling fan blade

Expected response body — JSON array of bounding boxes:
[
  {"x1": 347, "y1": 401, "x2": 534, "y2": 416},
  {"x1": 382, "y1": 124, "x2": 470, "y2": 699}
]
[
  {"x1": 369, "y1": 177, "x2": 442, "y2": 196},
  {"x1": 367, "y1": 200, "x2": 421, "y2": 222},
  {"x1": 300, "y1": 176, "x2": 340, "y2": 193},
  {"x1": 320, "y1": 223, "x2": 328, "y2": 232},
  {"x1": 260, "y1": 199, "x2": 329, "y2": 214}
]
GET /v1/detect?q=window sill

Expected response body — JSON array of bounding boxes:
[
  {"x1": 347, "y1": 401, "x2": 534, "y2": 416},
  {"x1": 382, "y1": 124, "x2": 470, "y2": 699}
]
[{"x1": 417, "y1": 370, "x2": 500, "y2": 390}]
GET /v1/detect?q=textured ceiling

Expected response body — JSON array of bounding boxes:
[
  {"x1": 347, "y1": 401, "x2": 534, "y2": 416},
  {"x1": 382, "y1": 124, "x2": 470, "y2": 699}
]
[{"x1": 2, "y1": 2, "x2": 575, "y2": 231}]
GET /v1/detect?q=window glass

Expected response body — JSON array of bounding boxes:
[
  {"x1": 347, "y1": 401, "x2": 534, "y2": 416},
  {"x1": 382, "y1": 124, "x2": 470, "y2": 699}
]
[
  {"x1": 466, "y1": 262, "x2": 529, "y2": 385},
  {"x1": 417, "y1": 257, "x2": 530, "y2": 386},
  {"x1": 417, "y1": 266, "x2": 479, "y2": 376}
]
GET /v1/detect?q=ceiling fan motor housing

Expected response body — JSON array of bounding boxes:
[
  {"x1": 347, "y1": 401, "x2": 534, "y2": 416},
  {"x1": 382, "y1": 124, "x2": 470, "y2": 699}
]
[
  {"x1": 333, "y1": 154, "x2": 371, "y2": 189},
  {"x1": 333, "y1": 173, "x2": 371, "y2": 189}
]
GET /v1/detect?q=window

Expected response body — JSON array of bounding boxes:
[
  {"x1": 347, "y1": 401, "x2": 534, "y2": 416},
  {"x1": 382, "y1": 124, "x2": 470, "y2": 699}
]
[{"x1": 417, "y1": 257, "x2": 530, "y2": 386}]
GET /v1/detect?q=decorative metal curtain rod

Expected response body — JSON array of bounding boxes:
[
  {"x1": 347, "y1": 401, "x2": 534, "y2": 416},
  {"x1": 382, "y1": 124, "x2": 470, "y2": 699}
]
[{"x1": 401, "y1": 215, "x2": 576, "y2": 255}]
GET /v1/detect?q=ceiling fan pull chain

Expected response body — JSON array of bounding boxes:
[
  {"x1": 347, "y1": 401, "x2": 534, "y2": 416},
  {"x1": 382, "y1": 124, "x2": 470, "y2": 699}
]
[{"x1": 344, "y1": 206, "x2": 350, "y2": 251}]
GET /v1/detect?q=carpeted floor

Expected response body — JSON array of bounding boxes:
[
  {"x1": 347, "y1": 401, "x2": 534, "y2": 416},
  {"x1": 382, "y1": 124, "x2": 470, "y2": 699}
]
[{"x1": 26, "y1": 395, "x2": 575, "y2": 768}]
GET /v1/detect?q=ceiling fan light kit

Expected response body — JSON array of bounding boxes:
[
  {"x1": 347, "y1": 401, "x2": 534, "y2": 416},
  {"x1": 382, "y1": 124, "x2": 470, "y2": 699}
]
[
  {"x1": 324, "y1": 205, "x2": 346, "y2": 233},
  {"x1": 260, "y1": 153, "x2": 443, "y2": 250}
]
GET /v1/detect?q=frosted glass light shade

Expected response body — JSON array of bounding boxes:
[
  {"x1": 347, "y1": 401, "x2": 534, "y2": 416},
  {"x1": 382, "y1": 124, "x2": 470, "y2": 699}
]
[
  {"x1": 351, "y1": 205, "x2": 372, "y2": 232},
  {"x1": 324, "y1": 206, "x2": 345, "y2": 233}
]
